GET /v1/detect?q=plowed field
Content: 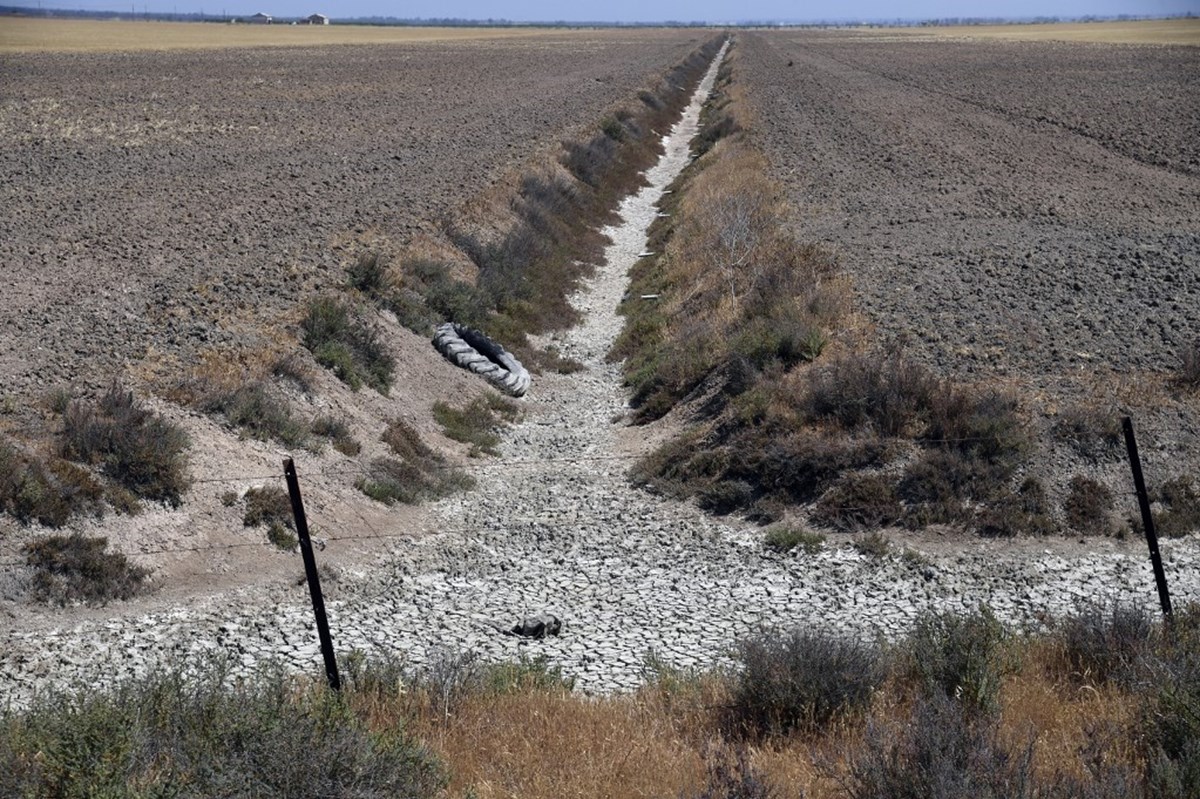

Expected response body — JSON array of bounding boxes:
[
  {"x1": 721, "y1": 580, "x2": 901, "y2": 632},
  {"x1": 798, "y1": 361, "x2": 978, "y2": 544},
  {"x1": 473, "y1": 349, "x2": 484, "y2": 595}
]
[
  {"x1": 739, "y1": 30, "x2": 1200, "y2": 397},
  {"x1": 0, "y1": 29, "x2": 704, "y2": 403}
]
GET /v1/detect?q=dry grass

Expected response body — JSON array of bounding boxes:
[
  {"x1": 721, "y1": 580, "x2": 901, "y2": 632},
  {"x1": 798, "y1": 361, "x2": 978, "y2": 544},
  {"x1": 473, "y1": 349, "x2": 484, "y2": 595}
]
[
  {"x1": 398, "y1": 648, "x2": 1139, "y2": 799},
  {"x1": 0, "y1": 17, "x2": 572, "y2": 53},
  {"x1": 414, "y1": 690, "x2": 706, "y2": 798},
  {"x1": 893, "y1": 18, "x2": 1200, "y2": 45}
]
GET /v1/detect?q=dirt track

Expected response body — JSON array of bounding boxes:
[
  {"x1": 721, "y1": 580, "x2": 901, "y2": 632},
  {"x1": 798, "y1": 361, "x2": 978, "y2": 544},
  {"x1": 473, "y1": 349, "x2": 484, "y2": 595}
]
[
  {"x1": 739, "y1": 30, "x2": 1200, "y2": 395},
  {"x1": 0, "y1": 30, "x2": 704, "y2": 405}
]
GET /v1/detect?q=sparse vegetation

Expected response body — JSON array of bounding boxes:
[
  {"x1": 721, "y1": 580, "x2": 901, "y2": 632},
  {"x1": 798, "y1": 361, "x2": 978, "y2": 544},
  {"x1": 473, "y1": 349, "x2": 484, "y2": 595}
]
[
  {"x1": 301, "y1": 295, "x2": 395, "y2": 394},
  {"x1": 59, "y1": 384, "x2": 190, "y2": 507},
  {"x1": 726, "y1": 627, "x2": 884, "y2": 738},
  {"x1": 763, "y1": 525, "x2": 825, "y2": 554},
  {"x1": 906, "y1": 605, "x2": 1013, "y2": 717},
  {"x1": 1064, "y1": 475, "x2": 1115, "y2": 535},
  {"x1": 0, "y1": 439, "x2": 105, "y2": 527},
  {"x1": 433, "y1": 394, "x2": 520, "y2": 457},
  {"x1": 357, "y1": 419, "x2": 474, "y2": 505},
  {"x1": 23, "y1": 533, "x2": 150, "y2": 605},
  {"x1": 241, "y1": 485, "x2": 297, "y2": 551},
  {"x1": 0, "y1": 657, "x2": 445, "y2": 798}
]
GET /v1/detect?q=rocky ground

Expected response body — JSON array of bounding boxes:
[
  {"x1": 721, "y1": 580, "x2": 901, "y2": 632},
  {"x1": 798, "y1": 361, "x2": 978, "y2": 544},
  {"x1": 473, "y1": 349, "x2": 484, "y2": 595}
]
[{"x1": 3, "y1": 45, "x2": 1197, "y2": 705}]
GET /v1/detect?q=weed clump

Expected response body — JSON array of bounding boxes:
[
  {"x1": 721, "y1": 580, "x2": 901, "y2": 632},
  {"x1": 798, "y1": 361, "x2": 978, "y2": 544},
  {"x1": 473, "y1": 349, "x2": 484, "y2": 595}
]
[
  {"x1": 432, "y1": 394, "x2": 520, "y2": 457},
  {"x1": 727, "y1": 627, "x2": 883, "y2": 738},
  {"x1": 60, "y1": 384, "x2": 190, "y2": 507},
  {"x1": 1064, "y1": 475, "x2": 1115, "y2": 535},
  {"x1": 1057, "y1": 602, "x2": 1154, "y2": 687},
  {"x1": 241, "y1": 485, "x2": 297, "y2": 550},
  {"x1": 0, "y1": 440, "x2": 104, "y2": 527},
  {"x1": 23, "y1": 533, "x2": 150, "y2": 605},
  {"x1": 763, "y1": 526, "x2": 825, "y2": 554},
  {"x1": 844, "y1": 693, "x2": 1036, "y2": 799},
  {"x1": 302, "y1": 295, "x2": 394, "y2": 394},
  {"x1": 906, "y1": 605, "x2": 1012, "y2": 717},
  {"x1": 357, "y1": 420, "x2": 473, "y2": 505}
]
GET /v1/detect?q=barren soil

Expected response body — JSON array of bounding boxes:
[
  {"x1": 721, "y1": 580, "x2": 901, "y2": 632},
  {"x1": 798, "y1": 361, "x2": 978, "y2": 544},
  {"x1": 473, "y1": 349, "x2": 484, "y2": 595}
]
[
  {"x1": 738, "y1": 30, "x2": 1200, "y2": 491},
  {"x1": 0, "y1": 30, "x2": 704, "y2": 404},
  {"x1": 0, "y1": 29, "x2": 706, "y2": 608}
]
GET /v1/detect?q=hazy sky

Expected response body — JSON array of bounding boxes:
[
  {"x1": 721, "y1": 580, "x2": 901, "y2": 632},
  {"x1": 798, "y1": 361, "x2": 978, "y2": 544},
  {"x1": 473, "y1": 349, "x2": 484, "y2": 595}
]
[{"x1": 36, "y1": 0, "x2": 1200, "y2": 22}]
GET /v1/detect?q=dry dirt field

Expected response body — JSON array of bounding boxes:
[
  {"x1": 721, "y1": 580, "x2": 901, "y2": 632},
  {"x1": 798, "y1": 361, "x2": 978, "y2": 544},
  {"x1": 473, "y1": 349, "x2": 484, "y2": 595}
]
[
  {"x1": 0, "y1": 24, "x2": 708, "y2": 602},
  {"x1": 890, "y1": 17, "x2": 1200, "y2": 45},
  {"x1": 739, "y1": 30, "x2": 1199, "y2": 451},
  {"x1": 0, "y1": 27, "x2": 702, "y2": 401},
  {"x1": 0, "y1": 17, "x2": 573, "y2": 53}
]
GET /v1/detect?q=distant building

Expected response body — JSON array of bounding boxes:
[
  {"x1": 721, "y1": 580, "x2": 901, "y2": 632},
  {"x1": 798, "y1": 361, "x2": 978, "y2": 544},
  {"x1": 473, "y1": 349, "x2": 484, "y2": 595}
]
[
  {"x1": 304, "y1": 13, "x2": 328, "y2": 24},
  {"x1": 248, "y1": 11, "x2": 272, "y2": 23}
]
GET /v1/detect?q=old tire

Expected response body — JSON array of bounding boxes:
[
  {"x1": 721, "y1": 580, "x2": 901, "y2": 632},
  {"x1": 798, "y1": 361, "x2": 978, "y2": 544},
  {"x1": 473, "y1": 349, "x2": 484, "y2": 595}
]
[{"x1": 432, "y1": 322, "x2": 531, "y2": 397}]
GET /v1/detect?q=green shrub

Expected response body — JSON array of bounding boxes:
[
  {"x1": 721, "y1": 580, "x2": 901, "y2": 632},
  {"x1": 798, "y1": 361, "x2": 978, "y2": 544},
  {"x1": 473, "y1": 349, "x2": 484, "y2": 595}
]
[
  {"x1": 302, "y1": 296, "x2": 394, "y2": 394},
  {"x1": 727, "y1": 627, "x2": 884, "y2": 738},
  {"x1": 60, "y1": 384, "x2": 190, "y2": 506},
  {"x1": 356, "y1": 457, "x2": 474, "y2": 506},
  {"x1": 23, "y1": 534, "x2": 150, "y2": 605},
  {"x1": 1064, "y1": 476, "x2": 1115, "y2": 536},
  {"x1": 764, "y1": 526, "x2": 825, "y2": 554},
  {"x1": 906, "y1": 605, "x2": 1012, "y2": 717},
  {"x1": 432, "y1": 395, "x2": 519, "y2": 457},
  {"x1": 0, "y1": 657, "x2": 445, "y2": 798},
  {"x1": 0, "y1": 441, "x2": 104, "y2": 527},
  {"x1": 199, "y1": 381, "x2": 312, "y2": 449}
]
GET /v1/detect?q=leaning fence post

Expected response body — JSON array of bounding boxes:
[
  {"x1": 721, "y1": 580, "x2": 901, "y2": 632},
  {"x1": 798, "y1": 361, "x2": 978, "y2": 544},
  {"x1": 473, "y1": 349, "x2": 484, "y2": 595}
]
[
  {"x1": 1122, "y1": 417, "x2": 1173, "y2": 625},
  {"x1": 283, "y1": 457, "x2": 341, "y2": 691}
]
